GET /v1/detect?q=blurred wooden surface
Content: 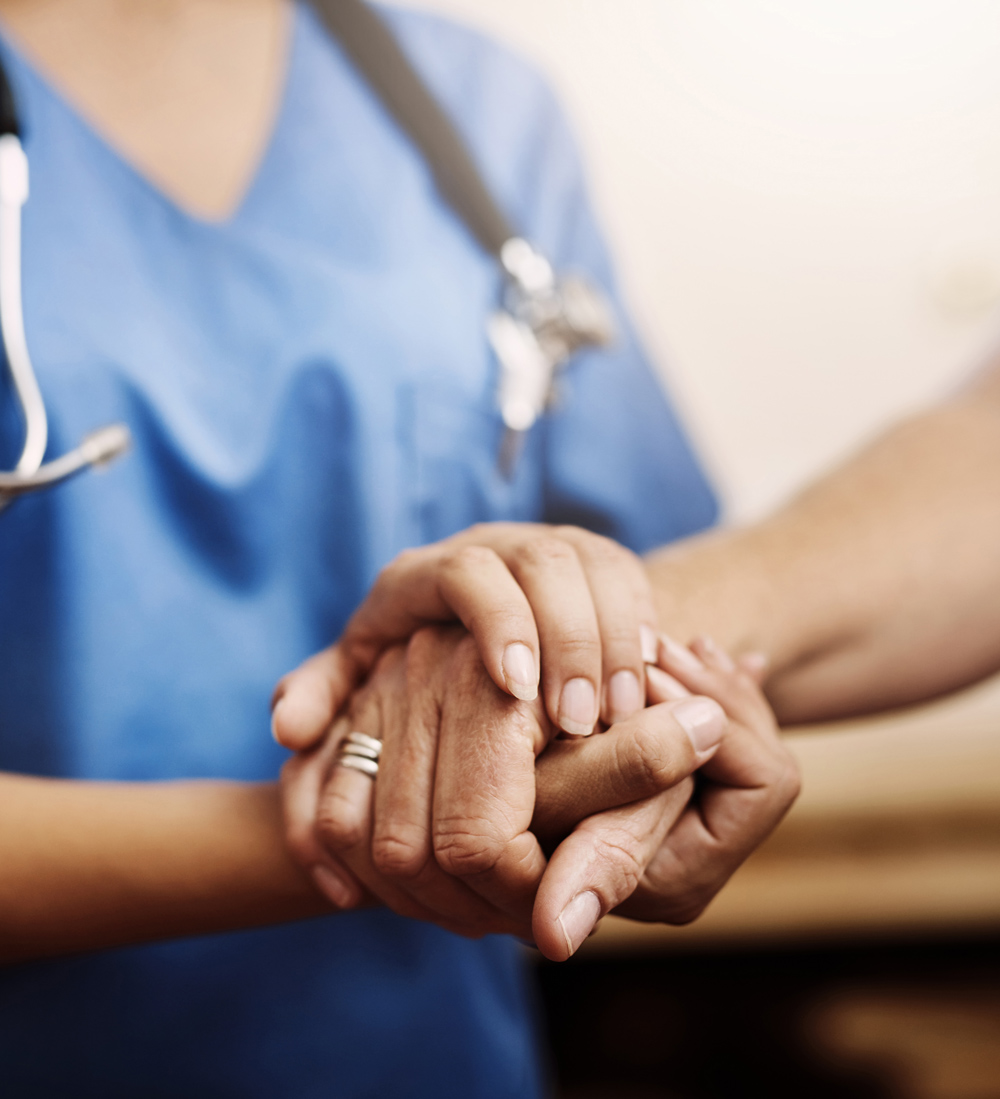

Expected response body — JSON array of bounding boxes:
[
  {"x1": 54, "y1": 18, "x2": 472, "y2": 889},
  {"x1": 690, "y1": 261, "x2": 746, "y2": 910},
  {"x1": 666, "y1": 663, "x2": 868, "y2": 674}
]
[{"x1": 587, "y1": 673, "x2": 1000, "y2": 954}]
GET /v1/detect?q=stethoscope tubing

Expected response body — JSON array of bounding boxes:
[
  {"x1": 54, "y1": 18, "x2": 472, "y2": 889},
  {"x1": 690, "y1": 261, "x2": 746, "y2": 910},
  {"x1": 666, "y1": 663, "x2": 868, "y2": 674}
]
[
  {"x1": 0, "y1": 133, "x2": 130, "y2": 510},
  {"x1": 0, "y1": 134, "x2": 46, "y2": 475}
]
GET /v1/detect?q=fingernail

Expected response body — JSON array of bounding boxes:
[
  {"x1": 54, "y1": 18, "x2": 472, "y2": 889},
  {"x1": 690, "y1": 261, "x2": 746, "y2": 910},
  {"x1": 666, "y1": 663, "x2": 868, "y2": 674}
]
[
  {"x1": 646, "y1": 664, "x2": 691, "y2": 702},
  {"x1": 503, "y1": 642, "x2": 538, "y2": 702},
  {"x1": 558, "y1": 891, "x2": 602, "y2": 958},
  {"x1": 312, "y1": 864, "x2": 357, "y2": 909},
  {"x1": 699, "y1": 635, "x2": 736, "y2": 672},
  {"x1": 559, "y1": 678, "x2": 598, "y2": 737},
  {"x1": 607, "y1": 669, "x2": 643, "y2": 722},
  {"x1": 673, "y1": 697, "x2": 726, "y2": 756},
  {"x1": 640, "y1": 624, "x2": 658, "y2": 664},
  {"x1": 659, "y1": 635, "x2": 704, "y2": 676},
  {"x1": 740, "y1": 651, "x2": 770, "y2": 679}
]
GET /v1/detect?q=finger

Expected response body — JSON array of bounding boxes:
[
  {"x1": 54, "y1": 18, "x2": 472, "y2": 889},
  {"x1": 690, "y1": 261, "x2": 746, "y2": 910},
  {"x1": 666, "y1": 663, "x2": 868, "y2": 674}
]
[
  {"x1": 271, "y1": 644, "x2": 362, "y2": 750},
  {"x1": 316, "y1": 647, "x2": 524, "y2": 936},
  {"x1": 645, "y1": 665, "x2": 691, "y2": 704},
  {"x1": 619, "y1": 725, "x2": 801, "y2": 925},
  {"x1": 320, "y1": 759, "x2": 443, "y2": 925},
  {"x1": 504, "y1": 534, "x2": 601, "y2": 737},
  {"x1": 369, "y1": 632, "x2": 441, "y2": 880},
  {"x1": 280, "y1": 722, "x2": 367, "y2": 909},
  {"x1": 532, "y1": 698, "x2": 725, "y2": 845},
  {"x1": 556, "y1": 528, "x2": 655, "y2": 726},
  {"x1": 532, "y1": 782, "x2": 692, "y2": 961},
  {"x1": 309, "y1": 715, "x2": 375, "y2": 868},
  {"x1": 659, "y1": 635, "x2": 777, "y2": 737},
  {"x1": 738, "y1": 651, "x2": 770, "y2": 686},
  {"x1": 345, "y1": 544, "x2": 541, "y2": 703},
  {"x1": 432, "y1": 635, "x2": 547, "y2": 921},
  {"x1": 369, "y1": 632, "x2": 523, "y2": 936},
  {"x1": 313, "y1": 689, "x2": 452, "y2": 927}
]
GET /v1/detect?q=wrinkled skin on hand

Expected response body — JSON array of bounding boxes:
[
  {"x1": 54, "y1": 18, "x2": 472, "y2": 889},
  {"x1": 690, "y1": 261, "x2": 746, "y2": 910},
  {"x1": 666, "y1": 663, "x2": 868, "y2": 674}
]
[{"x1": 281, "y1": 626, "x2": 799, "y2": 960}]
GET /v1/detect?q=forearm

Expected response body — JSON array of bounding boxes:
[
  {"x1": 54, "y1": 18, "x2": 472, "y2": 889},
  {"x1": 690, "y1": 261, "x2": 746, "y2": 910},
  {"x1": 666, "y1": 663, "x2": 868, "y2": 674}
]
[
  {"x1": 0, "y1": 775, "x2": 330, "y2": 964},
  {"x1": 648, "y1": 373, "x2": 1000, "y2": 722}
]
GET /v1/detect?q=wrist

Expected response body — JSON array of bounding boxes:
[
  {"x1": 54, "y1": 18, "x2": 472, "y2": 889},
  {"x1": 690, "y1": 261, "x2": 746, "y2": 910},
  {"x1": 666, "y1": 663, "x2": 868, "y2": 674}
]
[{"x1": 644, "y1": 527, "x2": 776, "y2": 660}]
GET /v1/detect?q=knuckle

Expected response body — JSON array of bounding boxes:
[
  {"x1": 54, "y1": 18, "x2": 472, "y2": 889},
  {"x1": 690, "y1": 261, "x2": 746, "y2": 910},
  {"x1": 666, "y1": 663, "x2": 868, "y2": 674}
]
[
  {"x1": 660, "y1": 869, "x2": 718, "y2": 925},
  {"x1": 443, "y1": 543, "x2": 500, "y2": 575},
  {"x1": 391, "y1": 545, "x2": 424, "y2": 570},
  {"x1": 513, "y1": 535, "x2": 578, "y2": 571},
  {"x1": 433, "y1": 818, "x2": 506, "y2": 879},
  {"x1": 551, "y1": 628, "x2": 602, "y2": 663},
  {"x1": 371, "y1": 827, "x2": 429, "y2": 879},
  {"x1": 592, "y1": 829, "x2": 646, "y2": 903},
  {"x1": 754, "y1": 743, "x2": 802, "y2": 804},
  {"x1": 316, "y1": 793, "x2": 367, "y2": 852},
  {"x1": 774, "y1": 749, "x2": 803, "y2": 808},
  {"x1": 618, "y1": 723, "x2": 683, "y2": 795},
  {"x1": 580, "y1": 533, "x2": 629, "y2": 568},
  {"x1": 405, "y1": 625, "x2": 440, "y2": 668},
  {"x1": 372, "y1": 551, "x2": 418, "y2": 596}
]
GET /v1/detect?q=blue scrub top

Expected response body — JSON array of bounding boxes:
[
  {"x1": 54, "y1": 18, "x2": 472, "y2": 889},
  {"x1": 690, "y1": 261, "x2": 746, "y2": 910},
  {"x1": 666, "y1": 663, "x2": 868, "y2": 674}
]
[{"x1": 0, "y1": 4, "x2": 717, "y2": 1096}]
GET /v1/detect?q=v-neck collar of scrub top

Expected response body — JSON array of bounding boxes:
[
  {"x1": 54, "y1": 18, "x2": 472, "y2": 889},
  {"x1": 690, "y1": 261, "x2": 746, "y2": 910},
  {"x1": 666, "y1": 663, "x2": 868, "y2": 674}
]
[{"x1": 0, "y1": 0, "x2": 305, "y2": 230}]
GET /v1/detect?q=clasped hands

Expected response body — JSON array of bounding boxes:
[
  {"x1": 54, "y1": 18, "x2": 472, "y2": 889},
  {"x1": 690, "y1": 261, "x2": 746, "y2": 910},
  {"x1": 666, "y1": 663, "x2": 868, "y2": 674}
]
[{"x1": 273, "y1": 524, "x2": 800, "y2": 961}]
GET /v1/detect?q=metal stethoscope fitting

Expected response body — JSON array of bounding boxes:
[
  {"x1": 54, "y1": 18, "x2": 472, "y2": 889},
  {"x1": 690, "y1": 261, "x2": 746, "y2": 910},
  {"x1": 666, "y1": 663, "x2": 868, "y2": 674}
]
[
  {"x1": 0, "y1": 0, "x2": 614, "y2": 505},
  {"x1": 489, "y1": 237, "x2": 615, "y2": 476},
  {"x1": 0, "y1": 131, "x2": 130, "y2": 511}
]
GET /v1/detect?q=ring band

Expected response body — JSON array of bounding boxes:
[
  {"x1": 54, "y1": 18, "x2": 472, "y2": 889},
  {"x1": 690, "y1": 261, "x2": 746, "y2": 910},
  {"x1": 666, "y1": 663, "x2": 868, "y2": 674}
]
[{"x1": 337, "y1": 731, "x2": 383, "y2": 778}]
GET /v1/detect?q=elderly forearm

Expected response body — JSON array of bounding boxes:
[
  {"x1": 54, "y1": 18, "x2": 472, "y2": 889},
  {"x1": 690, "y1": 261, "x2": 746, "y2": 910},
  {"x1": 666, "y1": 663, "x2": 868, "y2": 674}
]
[
  {"x1": 0, "y1": 775, "x2": 330, "y2": 963},
  {"x1": 647, "y1": 374, "x2": 1000, "y2": 722}
]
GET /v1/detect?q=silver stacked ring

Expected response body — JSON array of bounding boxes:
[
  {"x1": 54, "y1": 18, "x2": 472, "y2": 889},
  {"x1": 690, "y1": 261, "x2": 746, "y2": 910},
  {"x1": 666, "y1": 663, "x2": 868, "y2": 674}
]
[{"x1": 337, "y1": 731, "x2": 383, "y2": 778}]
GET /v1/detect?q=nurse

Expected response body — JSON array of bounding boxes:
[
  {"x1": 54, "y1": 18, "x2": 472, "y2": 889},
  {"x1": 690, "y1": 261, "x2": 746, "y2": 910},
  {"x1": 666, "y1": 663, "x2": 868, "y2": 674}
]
[{"x1": 0, "y1": 1, "x2": 719, "y2": 1094}]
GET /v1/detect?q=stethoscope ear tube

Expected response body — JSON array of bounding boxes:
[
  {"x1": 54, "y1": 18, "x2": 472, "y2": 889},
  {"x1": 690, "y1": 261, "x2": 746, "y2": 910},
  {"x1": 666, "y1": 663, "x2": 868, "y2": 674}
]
[{"x1": 0, "y1": 128, "x2": 131, "y2": 510}]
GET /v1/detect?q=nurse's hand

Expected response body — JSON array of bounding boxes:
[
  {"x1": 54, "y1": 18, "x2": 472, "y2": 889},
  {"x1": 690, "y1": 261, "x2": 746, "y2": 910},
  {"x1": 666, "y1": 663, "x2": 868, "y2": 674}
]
[{"x1": 272, "y1": 523, "x2": 656, "y2": 745}]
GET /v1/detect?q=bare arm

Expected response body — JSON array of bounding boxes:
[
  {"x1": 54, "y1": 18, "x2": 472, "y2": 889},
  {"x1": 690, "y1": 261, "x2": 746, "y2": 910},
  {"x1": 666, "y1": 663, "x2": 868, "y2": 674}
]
[
  {"x1": 274, "y1": 362, "x2": 1000, "y2": 941},
  {"x1": 648, "y1": 364, "x2": 1000, "y2": 721},
  {"x1": 0, "y1": 775, "x2": 329, "y2": 964}
]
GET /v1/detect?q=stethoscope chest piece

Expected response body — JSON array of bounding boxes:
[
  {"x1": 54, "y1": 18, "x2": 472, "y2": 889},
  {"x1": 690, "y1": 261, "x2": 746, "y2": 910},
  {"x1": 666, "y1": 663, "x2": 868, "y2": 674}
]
[{"x1": 490, "y1": 237, "x2": 615, "y2": 477}]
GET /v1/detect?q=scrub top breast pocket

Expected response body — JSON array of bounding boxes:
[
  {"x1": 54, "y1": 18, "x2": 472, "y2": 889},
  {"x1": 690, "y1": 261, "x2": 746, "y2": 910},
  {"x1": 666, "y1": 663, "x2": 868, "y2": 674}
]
[{"x1": 402, "y1": 380, "x2": 546, "y2": 546}]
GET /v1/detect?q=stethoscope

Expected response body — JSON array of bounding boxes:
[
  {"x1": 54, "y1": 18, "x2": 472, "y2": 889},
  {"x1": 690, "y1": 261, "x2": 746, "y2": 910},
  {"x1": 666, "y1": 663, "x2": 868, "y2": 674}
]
[
  {"x1": 0, "y1": 0, "x2": 612, "y2": 509},
  {"x1": 0, "y1": 70, "x2": 130, "y2": 511}
]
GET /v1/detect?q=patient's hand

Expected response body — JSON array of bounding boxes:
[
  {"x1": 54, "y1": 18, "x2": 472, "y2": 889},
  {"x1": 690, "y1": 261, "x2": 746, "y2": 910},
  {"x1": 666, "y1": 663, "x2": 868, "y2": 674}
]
[
  {"x1": 276, "y1": 522, "x2": 798, "y2": 957},
  {"x1": 283, "y1": 627, "x2": 546, "y2": 940},
  {"x1": 280, "y1": 625, "x2": 738, "y2": 955},
  {"x1": 533, "y1": 636, "x2": 800, "y2": 952}
]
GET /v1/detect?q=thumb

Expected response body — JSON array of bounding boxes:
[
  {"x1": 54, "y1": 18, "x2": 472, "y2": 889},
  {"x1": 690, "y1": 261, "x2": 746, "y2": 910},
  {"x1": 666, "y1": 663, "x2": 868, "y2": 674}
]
[
  {"x1": 532, "y1": 780, "x2": 692, "y2": 961},
  {"x1": 271, "y1": 644, "x2": 361, "y2": 750},
  {"x1": 532, "y1": 697, "x2": 726, "y2": 845}
]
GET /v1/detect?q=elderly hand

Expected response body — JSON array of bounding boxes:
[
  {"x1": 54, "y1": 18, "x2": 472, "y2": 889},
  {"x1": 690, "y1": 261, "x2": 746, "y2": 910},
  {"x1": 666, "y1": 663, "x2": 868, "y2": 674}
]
[
  {"x1": 283, "y1": 627, "x2": 548, "y2": 939},
  {"x1": 275, "y1": 522, "x2": 799, "y2": 958},
  {"x1": 531, "y1": 636, "x2": 799, "y2": 954},
  {"x1": 280, "y1": 623, "x2": 784, "y2": 958}
]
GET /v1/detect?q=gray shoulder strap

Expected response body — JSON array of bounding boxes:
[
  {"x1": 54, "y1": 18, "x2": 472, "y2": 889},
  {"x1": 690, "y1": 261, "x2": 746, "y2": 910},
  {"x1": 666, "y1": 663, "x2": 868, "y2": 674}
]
[{"x1": 308, "y1": 0, "x2": 515, "y2": 256}]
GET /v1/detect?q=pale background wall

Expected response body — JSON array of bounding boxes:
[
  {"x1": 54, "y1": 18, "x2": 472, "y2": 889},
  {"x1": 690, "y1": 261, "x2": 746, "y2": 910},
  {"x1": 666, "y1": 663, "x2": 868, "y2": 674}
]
[{"x1": 396, "y1": 0, "x2": 1000, "y2": 520}]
